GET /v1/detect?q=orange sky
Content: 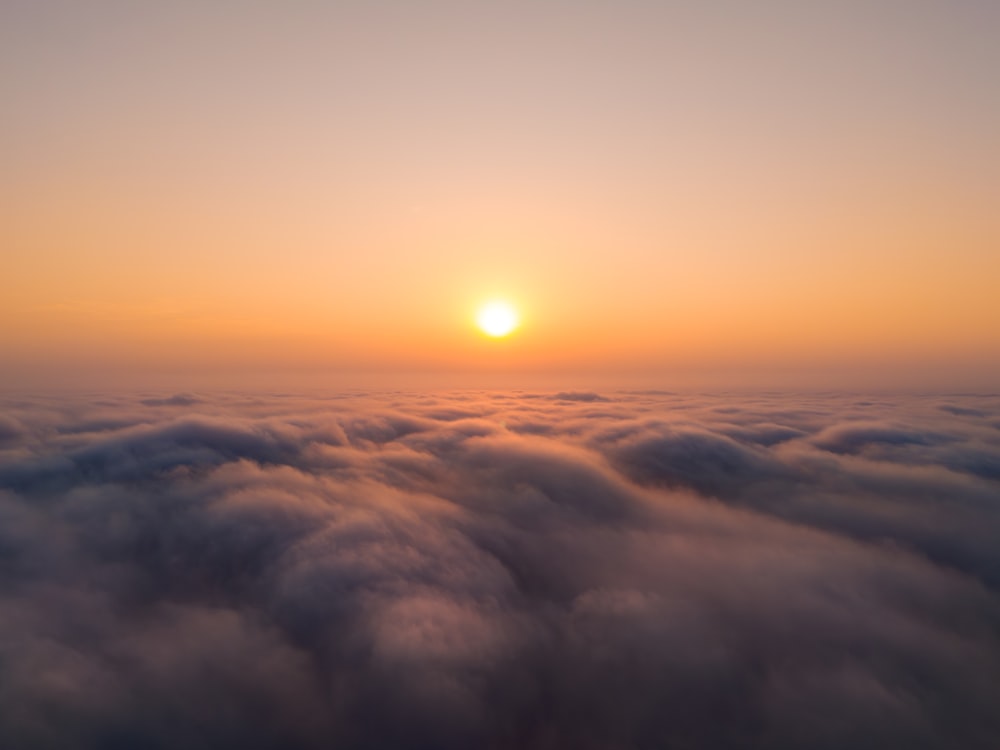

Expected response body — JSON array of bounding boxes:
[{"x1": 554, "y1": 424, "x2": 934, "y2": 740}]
[{"x1": 2, "y1": 2, "x2": 998, "y2": 389}]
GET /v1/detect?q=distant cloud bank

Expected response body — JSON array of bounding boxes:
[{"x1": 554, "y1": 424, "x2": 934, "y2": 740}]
[{"x1": 1, "y1": 389, "x2": 998, "y2": 749}]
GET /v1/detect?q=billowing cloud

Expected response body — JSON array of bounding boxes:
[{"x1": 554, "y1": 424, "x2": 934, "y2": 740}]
[
  {"x1": 140, "y1": 393, "x2": 206, "y2": 407},
  {"x1": 0, "y1": 390, "x2": 998, "y2": 749}
]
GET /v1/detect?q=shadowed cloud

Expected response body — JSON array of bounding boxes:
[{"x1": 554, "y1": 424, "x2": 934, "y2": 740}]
[{"x1": 0, "y1": 390, "x2": 998, "y2": 749}]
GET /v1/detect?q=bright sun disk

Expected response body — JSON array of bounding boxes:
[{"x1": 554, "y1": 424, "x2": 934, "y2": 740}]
[{"x1": 477, "y1": 301, "x2": 519, "y2": 337}]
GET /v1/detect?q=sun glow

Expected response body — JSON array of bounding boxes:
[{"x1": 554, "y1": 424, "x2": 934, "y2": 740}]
[{"x1": 476, "y1": 301, "x2": 519, "y2": 337}]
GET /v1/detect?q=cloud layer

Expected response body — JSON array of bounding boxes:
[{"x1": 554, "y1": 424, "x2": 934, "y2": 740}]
[{"x1": 1, "y1": 389, "x2": 999, "y2": 749}]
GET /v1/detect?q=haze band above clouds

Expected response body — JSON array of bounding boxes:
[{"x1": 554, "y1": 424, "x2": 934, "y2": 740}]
[{"x1": 1, "y1": 390, "x2": 999, "y2": 749}]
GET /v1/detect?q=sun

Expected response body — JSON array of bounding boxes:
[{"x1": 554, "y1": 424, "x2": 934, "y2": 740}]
[{"x1": 476, "y1": 301, "x2": 519, "y2": 337}]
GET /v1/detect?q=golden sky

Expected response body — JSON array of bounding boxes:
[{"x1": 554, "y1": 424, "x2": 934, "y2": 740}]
[{"x1": 2, "y1": 1, "x2": 998, "y2": 388}]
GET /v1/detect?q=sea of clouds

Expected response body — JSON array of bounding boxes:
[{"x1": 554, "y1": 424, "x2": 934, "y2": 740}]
[{"x1": 0, "y1": 388, "x2": 998, "y2": 749}]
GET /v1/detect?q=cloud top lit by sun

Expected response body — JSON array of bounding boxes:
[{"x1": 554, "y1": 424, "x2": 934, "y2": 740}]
[{"x1": 476, "y1": 301, "x2": 519, "y2": 337}]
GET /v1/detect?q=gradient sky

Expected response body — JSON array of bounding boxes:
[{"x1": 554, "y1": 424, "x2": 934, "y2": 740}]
[{"x1": 3, "y1": 1, "x2": 998, "y2": 388}]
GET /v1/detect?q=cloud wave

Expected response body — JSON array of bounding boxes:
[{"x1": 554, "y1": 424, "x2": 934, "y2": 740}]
[{"x1": 0, "y1": 389, "x2": 998, "y2": 749}]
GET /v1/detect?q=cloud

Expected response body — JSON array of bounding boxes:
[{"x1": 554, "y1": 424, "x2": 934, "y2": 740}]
[
  {"x1": 550, "y1": 391, "x2": 612, "y2": 402},
  {"x1": 140, "y1": 393, "x2": 205, "y2": 407},
  {"x1": 940, "y1": 404, "x2": 989, "y2": 418},
  {"x1": 595, "y1": 424, "x2": 791, "y2": 498},
  {"x1": 0, "y1": 390, "x2": 998, "y2": 748},
  {"x1": 810, "y1": 422, "x2": 958, "y2": 454},
  {"x1": 0, "y1": 414, "x2": 24, "y2": 445}
]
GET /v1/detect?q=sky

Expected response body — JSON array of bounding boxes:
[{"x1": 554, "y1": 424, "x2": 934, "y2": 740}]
[
  {"x1": 3, "y1": 0, "x2": 999, "y2": 388},
  {"x1": 3, "y1": 8, "x2": 1000, "y2": 745}
]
